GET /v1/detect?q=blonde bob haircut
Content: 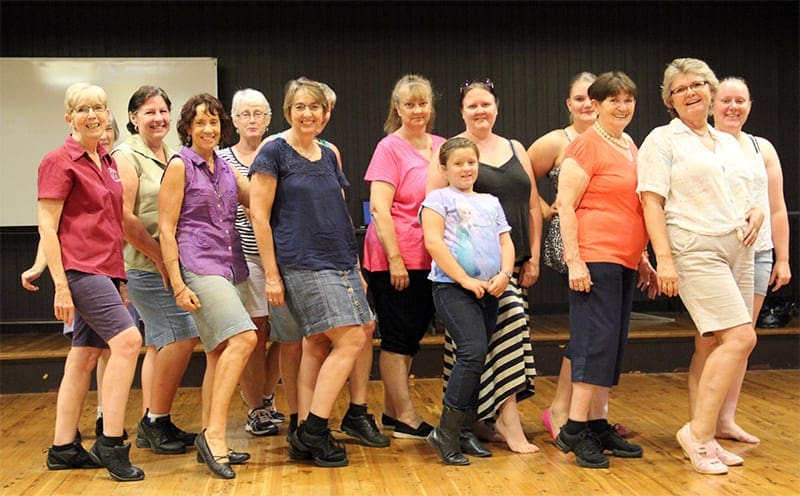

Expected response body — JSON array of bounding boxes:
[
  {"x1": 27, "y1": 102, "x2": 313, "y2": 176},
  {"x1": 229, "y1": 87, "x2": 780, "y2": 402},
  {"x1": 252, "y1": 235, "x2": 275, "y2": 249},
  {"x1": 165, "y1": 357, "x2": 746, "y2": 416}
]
[
  {"x1": 282, "y1": 78, "x2": 329, "y2": 124},
  {"x1": 64, "y1": 82, "x2": 107, "y2": 114},
  {"x1": 383, "y1": 74, "x2": 436, "y2": 134},
  {"x1": 661, "y1": 57, "x2": 719, "y2": 118}
]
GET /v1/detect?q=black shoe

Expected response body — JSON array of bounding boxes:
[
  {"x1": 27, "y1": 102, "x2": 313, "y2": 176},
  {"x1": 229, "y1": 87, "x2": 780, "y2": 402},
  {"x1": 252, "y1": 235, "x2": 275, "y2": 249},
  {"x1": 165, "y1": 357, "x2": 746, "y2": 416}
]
[
  {"x1": 393, "y1": 420, "x2": 434, "y2": 440},
  {"x1": 46, "y1": 441, "x2": 102, "y2": 470},
  {"x1": 427, "y1": 405, "x2": 469, "y2": 466},
  {"x1": 340, "y1": 412, "x2": 390, "y2": 448},
  {"x1": 194, "y1": 429, "x2": 235, "y2": 479},
  {"x1": 196, "y1": 449, "x2": 250, "y2": 465},
  {"x1": 136, "y1": 416, "x2": 186, "y2": 454},
  {"x1": 289, "y1": 424, "x2": 348, "y2": 467},
  {"x1": 88, "y1": 438, "x2": 145, "y2": 481},
  {"x1": 95, "y1": 416, "x2": 128, "y2": 440},
  {"x1": 167, "y1": 418, "x2": 198, "y2": 446},
  {"x1": 381, "y1": 413, "x2": 397, "y2": 431},
  {"x1": 556, "y1": 428, "x2": 609, "y2": 469},
  {"x1": 460, "y1": 430, "x2": 492, "y2": 457},
  {"x1": 460, "y1": 410, "x2": 491, "y2": 457},
  {"x1": 598, "y1": 423, "x2": 643, "y2": 458}
]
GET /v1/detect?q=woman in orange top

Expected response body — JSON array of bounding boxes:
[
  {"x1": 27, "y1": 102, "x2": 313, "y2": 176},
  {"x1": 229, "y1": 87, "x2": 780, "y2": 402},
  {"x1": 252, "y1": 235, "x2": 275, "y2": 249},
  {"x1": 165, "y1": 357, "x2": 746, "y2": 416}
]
[{"x1": 554, "y1": 72, "x2": 656, "y2": 470}]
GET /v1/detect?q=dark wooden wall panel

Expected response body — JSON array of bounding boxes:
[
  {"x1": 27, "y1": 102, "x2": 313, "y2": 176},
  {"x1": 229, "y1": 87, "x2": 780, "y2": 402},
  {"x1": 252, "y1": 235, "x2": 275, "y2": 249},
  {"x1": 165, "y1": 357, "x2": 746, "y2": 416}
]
[{"x1": 1, "y1": 0, "x2": 797, "y2": 324}]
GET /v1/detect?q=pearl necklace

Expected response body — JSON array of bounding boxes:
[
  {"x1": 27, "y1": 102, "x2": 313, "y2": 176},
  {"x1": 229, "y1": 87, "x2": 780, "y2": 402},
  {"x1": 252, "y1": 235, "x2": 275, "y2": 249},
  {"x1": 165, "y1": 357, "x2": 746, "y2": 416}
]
[{"x1": 594, "y1": 122, "x2": 629, "y2": 150}]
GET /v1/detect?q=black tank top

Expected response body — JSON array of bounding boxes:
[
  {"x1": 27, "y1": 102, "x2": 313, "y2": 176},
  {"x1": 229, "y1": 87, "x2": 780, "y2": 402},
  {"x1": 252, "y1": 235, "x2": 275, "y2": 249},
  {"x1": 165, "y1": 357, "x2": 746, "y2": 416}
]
[{"x1": 473, "y1": 139, "x2": 532, "y2": 263}]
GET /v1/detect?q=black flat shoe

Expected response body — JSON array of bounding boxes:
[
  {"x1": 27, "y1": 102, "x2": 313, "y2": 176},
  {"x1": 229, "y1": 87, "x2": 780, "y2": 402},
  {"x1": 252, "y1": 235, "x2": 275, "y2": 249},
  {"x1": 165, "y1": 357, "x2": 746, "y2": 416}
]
[
  {"x1": 194, "y1": 430, "x2": 235, "y2": 479},
  {"x1": 196, "y1": 449, "x2": 250, "y2": 465}
]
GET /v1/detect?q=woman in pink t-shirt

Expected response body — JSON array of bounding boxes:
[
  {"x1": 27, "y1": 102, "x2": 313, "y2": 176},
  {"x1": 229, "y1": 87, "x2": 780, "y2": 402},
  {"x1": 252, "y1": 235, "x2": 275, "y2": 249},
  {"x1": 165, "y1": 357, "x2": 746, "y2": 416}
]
[{"x1": 363, "y1": 75, "x2": 445, "y2": 440}]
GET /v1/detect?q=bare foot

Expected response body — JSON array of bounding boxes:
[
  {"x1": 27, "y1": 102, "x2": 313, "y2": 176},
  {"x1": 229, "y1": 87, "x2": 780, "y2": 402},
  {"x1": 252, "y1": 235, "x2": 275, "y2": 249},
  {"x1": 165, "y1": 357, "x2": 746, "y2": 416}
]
[
  {"x1": 716, "y1": 422, "x2": 760, "y2": 444},
  {"x1": 495, "y1": 415, "x2": 539, "y2": 454},
  {"x1": 473, "y1": 420, "x2": 503, "y2": 442}
]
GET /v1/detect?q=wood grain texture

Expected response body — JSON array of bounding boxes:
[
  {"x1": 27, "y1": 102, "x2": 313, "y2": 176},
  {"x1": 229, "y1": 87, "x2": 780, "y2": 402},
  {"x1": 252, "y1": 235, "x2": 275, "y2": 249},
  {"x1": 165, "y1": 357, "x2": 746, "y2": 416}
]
[{"x1": 1, "y1": 371, "x2": 797, "y2": 495}]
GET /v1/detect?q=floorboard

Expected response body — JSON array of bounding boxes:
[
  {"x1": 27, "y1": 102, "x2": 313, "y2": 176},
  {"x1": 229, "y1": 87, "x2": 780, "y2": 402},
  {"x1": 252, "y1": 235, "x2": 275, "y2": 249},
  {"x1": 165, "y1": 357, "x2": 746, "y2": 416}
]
[{"x1": 1, "y1": 371, "x2": 798, "y2": 495}]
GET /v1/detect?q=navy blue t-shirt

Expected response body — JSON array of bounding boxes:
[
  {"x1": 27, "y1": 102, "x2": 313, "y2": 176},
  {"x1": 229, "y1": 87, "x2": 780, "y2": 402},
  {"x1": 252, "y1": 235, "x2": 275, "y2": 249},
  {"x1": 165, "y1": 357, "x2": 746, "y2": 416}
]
[{"x1": 249, "y1": 138, "x2": 357, "y2": 270}]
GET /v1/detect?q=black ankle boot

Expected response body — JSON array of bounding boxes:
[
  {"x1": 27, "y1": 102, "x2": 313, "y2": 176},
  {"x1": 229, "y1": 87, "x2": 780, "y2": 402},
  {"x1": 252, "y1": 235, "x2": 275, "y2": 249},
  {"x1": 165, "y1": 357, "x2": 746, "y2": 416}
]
[
  {"x1": 427, "y1": 405, "x2": 469, "y2": 465},
  {"x1": 460, "y1": 410, "x2": 492, "y2": 457},
  {"x1": 88, "y1": 437, "x2": 144, "y2": 481}
]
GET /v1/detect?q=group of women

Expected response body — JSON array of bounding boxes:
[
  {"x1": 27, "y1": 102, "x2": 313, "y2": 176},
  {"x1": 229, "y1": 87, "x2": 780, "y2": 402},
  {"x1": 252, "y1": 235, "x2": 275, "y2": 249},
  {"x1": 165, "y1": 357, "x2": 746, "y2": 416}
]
[{"x1": 26, "y1": 55, "x2": 789, "y2": 481}]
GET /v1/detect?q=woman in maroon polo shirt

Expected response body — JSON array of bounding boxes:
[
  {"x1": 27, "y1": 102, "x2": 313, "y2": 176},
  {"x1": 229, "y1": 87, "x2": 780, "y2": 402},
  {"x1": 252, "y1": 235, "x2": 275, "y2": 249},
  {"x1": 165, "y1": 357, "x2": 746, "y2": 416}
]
[{"x1": 37, "y1": 82, "x2": 144, "y2": 482}]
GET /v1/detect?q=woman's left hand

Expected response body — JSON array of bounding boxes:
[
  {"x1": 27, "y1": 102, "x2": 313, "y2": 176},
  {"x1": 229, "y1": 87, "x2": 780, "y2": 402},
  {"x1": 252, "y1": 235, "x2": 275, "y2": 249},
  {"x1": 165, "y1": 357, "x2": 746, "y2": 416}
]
[
  {"x1": 742, "y1": 206, "x2": 765, "y2": 247},
  {"x1": 518, "y1": 260, "x2": 539, "y2": 288}
]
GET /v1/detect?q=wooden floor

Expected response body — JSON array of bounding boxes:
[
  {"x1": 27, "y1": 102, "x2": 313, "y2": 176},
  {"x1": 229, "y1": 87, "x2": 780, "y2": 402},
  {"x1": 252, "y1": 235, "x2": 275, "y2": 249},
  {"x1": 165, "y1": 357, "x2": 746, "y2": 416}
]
[{"x1": 1, "y1": 371, "x2": 798, "y2": 496}]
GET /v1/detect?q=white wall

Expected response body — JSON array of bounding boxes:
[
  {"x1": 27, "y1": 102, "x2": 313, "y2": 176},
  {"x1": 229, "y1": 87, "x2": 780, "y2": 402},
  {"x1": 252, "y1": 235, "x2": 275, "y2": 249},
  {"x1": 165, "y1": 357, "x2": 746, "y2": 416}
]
[{"x1": 0, "y1": 58, "x2": 217, "y2": 226}]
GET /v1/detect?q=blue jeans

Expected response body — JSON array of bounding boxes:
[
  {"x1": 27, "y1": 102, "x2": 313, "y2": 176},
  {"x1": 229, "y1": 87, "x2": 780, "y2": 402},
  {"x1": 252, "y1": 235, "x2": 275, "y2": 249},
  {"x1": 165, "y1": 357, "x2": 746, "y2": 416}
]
[{"x1": 433, "y1": 282, "x2": 498, "y2": 410}]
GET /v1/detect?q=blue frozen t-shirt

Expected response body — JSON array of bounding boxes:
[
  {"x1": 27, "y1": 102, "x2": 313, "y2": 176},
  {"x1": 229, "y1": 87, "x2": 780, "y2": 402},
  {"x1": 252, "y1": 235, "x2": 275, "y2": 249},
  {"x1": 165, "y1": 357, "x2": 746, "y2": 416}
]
[{"x1": 421, "y1": 186, "x2": 511, "y2": 283}]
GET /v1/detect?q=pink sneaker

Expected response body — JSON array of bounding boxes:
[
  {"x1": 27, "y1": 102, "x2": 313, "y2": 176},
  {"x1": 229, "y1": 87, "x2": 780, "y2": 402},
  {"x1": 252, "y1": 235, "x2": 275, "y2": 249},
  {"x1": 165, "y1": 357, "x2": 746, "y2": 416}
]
[
  {"x1": 712, "y1": 439, "x2": 744, "y2": 466},
  {"x1": 676, "y1": 423, "x2": 728, "y2": 475}
]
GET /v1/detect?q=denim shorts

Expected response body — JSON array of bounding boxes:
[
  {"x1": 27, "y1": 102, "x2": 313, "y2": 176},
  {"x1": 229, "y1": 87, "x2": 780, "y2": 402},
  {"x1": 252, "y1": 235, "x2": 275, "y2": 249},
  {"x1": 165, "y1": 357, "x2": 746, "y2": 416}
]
[
  {"x1": 282, "y1": 265, "x2": 374, "y2": 337},
  {"x1": 754, "y1": 249, "x2": 773, "y2": 296},
  {"x1": 268, "y1": 303, "x2": 303, "y2": 343},
  {"x1": 181, "y1": 269, "x2": 255, "y2": 352},
  {"x1": 65, "y1": 271, "x2": 135, "y2": 348},
  {"x1": 243, "y1": 253, "x2": 269, "y2": 318},
  {"x1": 125, "y1": 269, "x2": 199, "y2": 349}
]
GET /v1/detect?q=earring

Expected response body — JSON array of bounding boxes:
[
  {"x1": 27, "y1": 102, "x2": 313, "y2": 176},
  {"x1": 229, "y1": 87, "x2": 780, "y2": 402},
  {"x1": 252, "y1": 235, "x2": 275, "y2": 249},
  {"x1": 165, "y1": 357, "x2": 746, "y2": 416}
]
[{"x1": 134, "y1": 124, "x2": 139, "y2": 133}]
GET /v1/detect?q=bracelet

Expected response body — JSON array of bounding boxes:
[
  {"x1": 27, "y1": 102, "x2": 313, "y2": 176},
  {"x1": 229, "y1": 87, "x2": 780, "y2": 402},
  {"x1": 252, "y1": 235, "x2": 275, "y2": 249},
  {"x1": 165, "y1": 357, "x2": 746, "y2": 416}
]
[
  {"x1": 500, "y1": 270, "x2": 513, "y2": 279},
  {"x1": 174, "y1": 285, "x2": 187, "y2": 297},
  {"x1": 265, "y1": 277, "x2": 283, "y2": 285}
]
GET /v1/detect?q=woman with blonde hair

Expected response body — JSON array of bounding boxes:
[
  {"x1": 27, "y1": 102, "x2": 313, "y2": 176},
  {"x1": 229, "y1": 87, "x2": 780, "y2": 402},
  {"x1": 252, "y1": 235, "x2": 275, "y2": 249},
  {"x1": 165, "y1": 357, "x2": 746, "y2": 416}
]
[{"x1": 364, "y1": 74, "x2": 445, "y2": 439}]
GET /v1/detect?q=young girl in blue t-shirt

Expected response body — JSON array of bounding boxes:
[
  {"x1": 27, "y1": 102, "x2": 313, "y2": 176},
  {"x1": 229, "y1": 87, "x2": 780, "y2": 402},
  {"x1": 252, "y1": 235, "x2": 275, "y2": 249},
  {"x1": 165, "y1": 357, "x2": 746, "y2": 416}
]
[{"x1": 420, "y1": 136, "x2": 514, "y2": 465}]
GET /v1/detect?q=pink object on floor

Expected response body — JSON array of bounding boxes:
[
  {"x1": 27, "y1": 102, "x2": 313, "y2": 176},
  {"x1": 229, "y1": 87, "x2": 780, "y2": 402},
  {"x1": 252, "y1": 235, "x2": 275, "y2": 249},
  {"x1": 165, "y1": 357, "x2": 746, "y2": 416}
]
[
  {"x1": 541, "y1": 408, "x2": 557, "y2": 441},
  {"x1": 614, "y1": 423, "x2": 631, "y2": 437}
]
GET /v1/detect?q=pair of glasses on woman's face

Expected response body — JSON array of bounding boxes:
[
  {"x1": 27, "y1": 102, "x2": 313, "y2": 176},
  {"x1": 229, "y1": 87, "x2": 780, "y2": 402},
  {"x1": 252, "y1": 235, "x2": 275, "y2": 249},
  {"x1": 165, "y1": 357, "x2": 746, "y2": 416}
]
[
  {"x1": 236, "y1": 110, "x2": 270, "y2": 121},
  {"x1": 460, "y1": 78, "x2": 494, "y2": 93},
  {"x1": 670, "y1": 80, "x2": 708, "y2": 97},
  {"x1": 72, "y1": 104, "x2": 107, "y2": 115}
]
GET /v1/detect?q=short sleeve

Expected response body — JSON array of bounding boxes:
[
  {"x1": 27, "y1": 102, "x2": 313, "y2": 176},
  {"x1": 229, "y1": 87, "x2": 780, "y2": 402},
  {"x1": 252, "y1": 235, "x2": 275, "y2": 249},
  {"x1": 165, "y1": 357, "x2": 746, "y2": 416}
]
[
  {"x1": 564, "y1": 133, "x2": 600, "y2": 177},
  {"x1": 249, "y1": 140, "x2": 281, "y2": 179},
  {"x1": 364, "y1": 137, "x2": 401, "y2": 188},
  {"x1": 420, "y1": 188, "x2": 447, "y2": 223},
  {"x1": 38, "y1": 151, "x2": 73, "y2": 201},
  {"x1": 636, "y1": 128, "x2": 673, "y2": 198}
]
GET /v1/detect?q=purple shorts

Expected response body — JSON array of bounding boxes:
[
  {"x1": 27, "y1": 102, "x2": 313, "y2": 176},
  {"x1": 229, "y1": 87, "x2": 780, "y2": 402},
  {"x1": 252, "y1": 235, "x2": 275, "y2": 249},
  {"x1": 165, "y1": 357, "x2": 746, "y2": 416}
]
[{"x1": 65, "y1": 271, "x2": 135, "y2": 348}]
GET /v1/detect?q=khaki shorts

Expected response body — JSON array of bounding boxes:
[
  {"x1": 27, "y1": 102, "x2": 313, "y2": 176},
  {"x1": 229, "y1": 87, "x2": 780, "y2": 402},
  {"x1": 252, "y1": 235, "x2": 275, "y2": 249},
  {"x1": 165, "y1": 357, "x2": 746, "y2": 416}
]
[{"x1": 668, "y1": 225, "x2": 753, "y2": 335}]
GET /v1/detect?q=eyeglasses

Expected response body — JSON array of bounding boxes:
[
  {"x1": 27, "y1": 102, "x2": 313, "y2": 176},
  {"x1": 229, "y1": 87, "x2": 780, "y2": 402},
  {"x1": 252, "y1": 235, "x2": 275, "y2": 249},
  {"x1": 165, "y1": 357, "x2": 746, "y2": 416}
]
[
  {"x1": 670, "y1": 80, "x2": 708, "y2": 97},
  {"x1": 72, "y1": 104, "x2": 107, "y2": 115},
  {"x1": 291, "y1": 103, "x2": 323, "y2": 113},
  {"x1": 460, "y1": 78, "x2": 494, "y2": 94},
  {"x1": 236, "y1": 110, "x2": 270, "y2": 121}
]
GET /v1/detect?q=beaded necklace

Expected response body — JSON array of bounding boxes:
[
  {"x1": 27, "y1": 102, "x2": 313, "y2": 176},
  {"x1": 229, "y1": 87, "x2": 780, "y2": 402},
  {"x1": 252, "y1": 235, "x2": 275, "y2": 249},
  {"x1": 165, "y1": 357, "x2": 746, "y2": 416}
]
[{"x1": 594, "y1": 121, "x2": 630, "y2": 150}]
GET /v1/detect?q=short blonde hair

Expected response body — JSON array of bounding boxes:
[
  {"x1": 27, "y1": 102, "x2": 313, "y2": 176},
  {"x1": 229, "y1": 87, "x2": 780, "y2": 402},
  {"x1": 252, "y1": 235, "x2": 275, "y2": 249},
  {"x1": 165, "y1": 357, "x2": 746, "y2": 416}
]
[
  {"x1": 64, "y1": 82, "x2": 106, "y2": 114},
  {"x1": 661, "y1": 58, "x2": 719, "y2": 118},
  {"x1": 282, "y1": 78, "x2": 329, "y2": 124}
]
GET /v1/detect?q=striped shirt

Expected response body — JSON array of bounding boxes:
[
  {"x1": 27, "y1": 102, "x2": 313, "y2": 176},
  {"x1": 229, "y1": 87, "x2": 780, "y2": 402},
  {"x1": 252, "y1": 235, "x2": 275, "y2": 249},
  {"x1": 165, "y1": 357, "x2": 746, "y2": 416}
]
[{"x1": 217, "y1": 147, "x2": 259, "y2": 256}]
